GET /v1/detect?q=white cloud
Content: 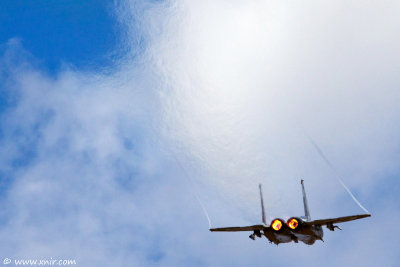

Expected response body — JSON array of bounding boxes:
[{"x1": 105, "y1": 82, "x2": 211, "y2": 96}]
[
  {"x1": 0, "y1": 0, "x2": 399, "y2": 266},
  {"x1": 151, "y1": 0, "x2": 400, "y2": 216}
]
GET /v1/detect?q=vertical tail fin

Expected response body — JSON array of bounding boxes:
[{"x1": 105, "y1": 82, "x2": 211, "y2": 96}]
[
  {"x1": 301, "y1": 180, "x2": 311, "y2": 221},
  {"x1": 259, "y1": 184, "x2": 267, "y2": 224}
]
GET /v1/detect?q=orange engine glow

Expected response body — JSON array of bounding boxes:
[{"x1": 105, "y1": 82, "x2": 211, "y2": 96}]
[
  {"x1": 287, "y1": 218, "x2": 299, "y2": 230},
  {"x1": 271, "y1": 219, "x2": 283, "y2": 231}
]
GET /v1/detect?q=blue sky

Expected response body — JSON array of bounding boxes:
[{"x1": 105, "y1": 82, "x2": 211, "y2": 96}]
[
  {"x1": 1, "y1": 1, "x2": 400, "y2": 266},
  {"x1": 0, "y1": 0, "x2": 118, "y2": 73}
]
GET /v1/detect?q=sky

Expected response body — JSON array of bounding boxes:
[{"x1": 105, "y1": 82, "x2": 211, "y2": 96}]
[{"x1": 0, "y1": 0, "x2": 400, "y2": 266}]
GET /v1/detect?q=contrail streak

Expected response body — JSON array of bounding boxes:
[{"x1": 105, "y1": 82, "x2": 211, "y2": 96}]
[
  {"x1": 309, "y1": 138, "x2": 370, "y2": 214},
  {"x1": 174, "y1": 157, "x2": 212, "y2": 228}
]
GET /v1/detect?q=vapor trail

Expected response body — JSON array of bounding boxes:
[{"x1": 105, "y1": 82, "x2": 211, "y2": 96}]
[
  {"x1": 174, "y1": 157, "x2": 212, "y2": 228},
  {"x1": 309, "y1": 138, "x2": 370, "y2": 214}
]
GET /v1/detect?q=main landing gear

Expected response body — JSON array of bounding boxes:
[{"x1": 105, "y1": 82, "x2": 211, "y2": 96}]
[
  {"x1": 327, "y1": 223, "x2": 342, "y2": 231},
  {"x1": 249, "y1": 230, "x2": 262, "y2": 240}
]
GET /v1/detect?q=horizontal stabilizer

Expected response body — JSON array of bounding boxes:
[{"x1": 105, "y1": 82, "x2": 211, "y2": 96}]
[
  {"x1": 304, "y1": 214, "x2": 371, "y2": 226},
  {"x1": 210, "y1": 225, "x2": 266, "y2": 232}
]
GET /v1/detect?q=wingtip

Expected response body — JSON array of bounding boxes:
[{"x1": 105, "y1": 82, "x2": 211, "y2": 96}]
[{"x1": 357, "y1": 213, "x2": 372, "y2": 219}]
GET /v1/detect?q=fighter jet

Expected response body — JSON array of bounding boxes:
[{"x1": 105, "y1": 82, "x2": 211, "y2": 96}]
[{"x1": 210, "y1": 180, "x2": 371, "y2": 245}]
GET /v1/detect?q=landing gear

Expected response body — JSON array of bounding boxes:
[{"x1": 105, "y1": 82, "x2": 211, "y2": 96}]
[
  {"x1": 327, "y1": 223, "x2": 342, "y2": 231},
  {"x1": 249, "y1": 230, "x2": 262, "y2": 240}
]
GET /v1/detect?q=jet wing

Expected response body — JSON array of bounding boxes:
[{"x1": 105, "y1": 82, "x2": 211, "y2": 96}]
[
  {"x1": 304, "y1": 214, "x2": 371, "y2": 226},
  {"x1": 210, "y1": 225, "x2": 266, "y2": 232}
]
